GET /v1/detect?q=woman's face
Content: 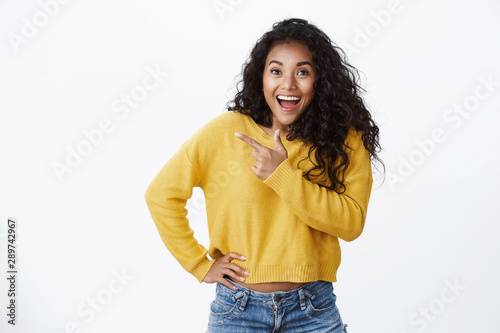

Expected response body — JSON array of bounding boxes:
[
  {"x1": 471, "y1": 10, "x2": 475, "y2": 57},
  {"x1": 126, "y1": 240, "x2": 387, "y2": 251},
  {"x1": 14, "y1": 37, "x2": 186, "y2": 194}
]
[{"x1": 262, "y1": 41, "x2": 316, "y2": 131}]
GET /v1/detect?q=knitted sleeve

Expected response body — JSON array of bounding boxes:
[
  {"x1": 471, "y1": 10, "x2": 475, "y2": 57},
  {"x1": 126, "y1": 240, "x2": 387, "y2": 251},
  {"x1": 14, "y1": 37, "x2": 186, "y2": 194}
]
[
  {"x1": 144, "y1": 143, "x2": 215, "y2": 283},
  {"x1": 262, "y1": 129, "x2": 373, "y2": 242}
]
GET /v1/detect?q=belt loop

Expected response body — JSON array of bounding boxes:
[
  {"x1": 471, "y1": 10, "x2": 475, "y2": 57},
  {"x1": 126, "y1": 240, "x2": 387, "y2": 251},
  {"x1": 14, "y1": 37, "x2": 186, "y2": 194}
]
[
  {"x1": 303, "y1": 289, "x2": 315, "y2": 301},
  {"x1": 234, "y1": 290, "x2": 249, "y2": 311},
  {"x1": 298, "y1": 288, "x2": 306, "y2": 310},
  {"x1": 231, "y1": 290, "x2": 243, "y2": 302}
]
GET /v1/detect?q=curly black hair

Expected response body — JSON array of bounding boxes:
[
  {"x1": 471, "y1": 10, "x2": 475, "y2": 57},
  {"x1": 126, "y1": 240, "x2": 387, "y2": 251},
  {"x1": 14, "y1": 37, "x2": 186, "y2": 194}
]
[{"x1": 227, "y1": 18, "x2": 384, "y2": 193}]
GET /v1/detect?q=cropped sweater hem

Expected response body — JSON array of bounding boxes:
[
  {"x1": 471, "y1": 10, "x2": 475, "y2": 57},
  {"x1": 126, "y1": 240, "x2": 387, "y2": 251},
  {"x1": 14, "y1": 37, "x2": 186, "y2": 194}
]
[{"x1": 222, "y1": 259, "x2": 338, "y2": 283}]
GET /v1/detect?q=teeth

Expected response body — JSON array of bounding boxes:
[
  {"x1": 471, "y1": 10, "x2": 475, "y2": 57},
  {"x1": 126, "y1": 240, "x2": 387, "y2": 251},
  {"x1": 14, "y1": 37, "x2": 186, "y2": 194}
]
[{"x1": 277, "y1": 95, "x2": 300, "y2": 101}]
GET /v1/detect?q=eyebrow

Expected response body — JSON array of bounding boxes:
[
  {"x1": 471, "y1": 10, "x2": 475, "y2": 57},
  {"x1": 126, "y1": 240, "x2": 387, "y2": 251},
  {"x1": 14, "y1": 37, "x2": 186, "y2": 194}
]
[{"x1": 269, "y1": 60, "x2": 313, "y2": 67}]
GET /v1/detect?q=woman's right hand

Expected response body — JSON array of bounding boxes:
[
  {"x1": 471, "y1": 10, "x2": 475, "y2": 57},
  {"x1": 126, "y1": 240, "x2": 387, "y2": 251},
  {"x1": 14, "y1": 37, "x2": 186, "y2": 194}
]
[{"x1": 202, "y1": 252, "x2": 251, "y2": 290}]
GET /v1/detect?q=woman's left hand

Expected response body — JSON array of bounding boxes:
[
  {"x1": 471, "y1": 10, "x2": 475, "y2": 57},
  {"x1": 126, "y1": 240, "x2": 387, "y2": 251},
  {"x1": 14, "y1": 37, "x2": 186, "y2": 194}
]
[{"x1": 235, "y1": 129, "x2": 288, "y2": 181}]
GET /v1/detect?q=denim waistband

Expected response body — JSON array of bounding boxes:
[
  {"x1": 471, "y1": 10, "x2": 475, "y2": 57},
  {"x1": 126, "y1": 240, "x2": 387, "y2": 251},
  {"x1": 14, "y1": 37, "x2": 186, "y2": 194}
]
[{"x1": 219, "y1": 277, "x2": 332, "y2": 307}]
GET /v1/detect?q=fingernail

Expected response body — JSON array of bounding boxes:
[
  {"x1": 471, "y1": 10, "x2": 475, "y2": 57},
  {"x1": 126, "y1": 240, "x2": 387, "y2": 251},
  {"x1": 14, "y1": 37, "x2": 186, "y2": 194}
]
[
  {"x1": 239, "y1": 276, "x2": 245, "y2": 281},
  {"x1": 240, "y1": 256, "x2": 246, "y2": 260},
  {"x1": 244, "y1": 271, "x2": 250, "y2": 276},
  {"x1": 234, "y1": 132, "x2": 241, "y2": 138}
]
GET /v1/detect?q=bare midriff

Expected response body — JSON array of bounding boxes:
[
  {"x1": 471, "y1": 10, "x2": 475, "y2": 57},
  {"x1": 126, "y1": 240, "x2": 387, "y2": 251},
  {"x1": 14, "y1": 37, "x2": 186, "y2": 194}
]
[{"x1": 228, "y1": 277, "x2": 309, "y2": 293}]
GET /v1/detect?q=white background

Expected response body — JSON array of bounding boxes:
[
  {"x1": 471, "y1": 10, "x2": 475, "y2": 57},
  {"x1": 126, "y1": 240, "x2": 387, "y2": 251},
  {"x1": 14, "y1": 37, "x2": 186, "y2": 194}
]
[{"x1": 1, "y1": 0, "x2": 499, "y2": 332}]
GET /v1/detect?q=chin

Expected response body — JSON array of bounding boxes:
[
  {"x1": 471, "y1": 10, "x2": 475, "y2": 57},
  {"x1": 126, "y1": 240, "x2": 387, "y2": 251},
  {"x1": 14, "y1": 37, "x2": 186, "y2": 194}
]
[{"x1": 276, "y1": 113, "x2": 301, "y2": 125}]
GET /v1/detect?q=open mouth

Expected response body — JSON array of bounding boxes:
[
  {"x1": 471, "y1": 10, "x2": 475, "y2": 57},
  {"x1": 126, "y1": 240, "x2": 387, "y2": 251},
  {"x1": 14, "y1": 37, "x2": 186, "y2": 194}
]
[{"x1": 277, "y1": 95, "x2": 301, "y2": 109}]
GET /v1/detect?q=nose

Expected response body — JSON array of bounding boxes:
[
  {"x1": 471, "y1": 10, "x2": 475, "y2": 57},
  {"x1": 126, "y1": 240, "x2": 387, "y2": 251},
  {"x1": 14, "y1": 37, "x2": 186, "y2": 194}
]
[{"x1": 281, "y1": 73, "x2": 297, "y2": 90}]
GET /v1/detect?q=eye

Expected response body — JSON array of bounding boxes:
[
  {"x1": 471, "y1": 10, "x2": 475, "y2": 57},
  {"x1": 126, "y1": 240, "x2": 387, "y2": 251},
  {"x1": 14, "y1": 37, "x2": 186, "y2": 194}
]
[
  {"x1": 270, "y1": 69, "x2": 281, "y2": 75},
  {"x1": 298, "y1": 69, "x2": 309, "y2": 75}
]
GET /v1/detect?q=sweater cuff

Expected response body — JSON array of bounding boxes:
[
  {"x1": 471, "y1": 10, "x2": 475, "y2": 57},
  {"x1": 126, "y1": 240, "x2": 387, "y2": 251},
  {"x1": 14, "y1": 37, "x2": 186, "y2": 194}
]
[
  {"x1": 191, "y1": 257, "x2": 216, "y2": 284},
  {"x1": 263, "y1": 158, "x2": 297, "y2": 193}
]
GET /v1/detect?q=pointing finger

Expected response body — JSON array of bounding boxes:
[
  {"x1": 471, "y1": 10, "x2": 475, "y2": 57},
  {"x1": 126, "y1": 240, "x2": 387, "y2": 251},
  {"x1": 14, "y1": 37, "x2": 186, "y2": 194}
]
[{"x1": 235, "y1": 132, "x2": 266, "y2": 151}]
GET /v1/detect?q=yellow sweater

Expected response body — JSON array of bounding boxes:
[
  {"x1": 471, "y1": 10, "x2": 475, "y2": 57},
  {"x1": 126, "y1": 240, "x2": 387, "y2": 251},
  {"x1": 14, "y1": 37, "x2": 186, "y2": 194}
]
[{"x1": 144, "y1": 111, "x2": 373, "y2": 284}]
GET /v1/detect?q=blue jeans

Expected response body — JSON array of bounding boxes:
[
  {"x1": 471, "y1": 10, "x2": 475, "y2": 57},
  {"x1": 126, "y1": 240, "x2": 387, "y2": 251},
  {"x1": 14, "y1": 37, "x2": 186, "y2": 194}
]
[{"x1": 206, "y1": 277, "x2": 348, "y2": 332}]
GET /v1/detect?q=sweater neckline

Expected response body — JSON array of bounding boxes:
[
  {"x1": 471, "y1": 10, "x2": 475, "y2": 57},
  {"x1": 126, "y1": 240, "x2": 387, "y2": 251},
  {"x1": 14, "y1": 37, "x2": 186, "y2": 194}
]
[{"x1": 244, "y1": 114, "x2": 289, "y2": 143}]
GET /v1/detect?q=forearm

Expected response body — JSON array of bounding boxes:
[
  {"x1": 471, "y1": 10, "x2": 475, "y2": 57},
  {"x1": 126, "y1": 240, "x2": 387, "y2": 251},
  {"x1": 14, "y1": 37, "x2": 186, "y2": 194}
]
[{"x1": 263, "y1": 158, "x2": 373, "y2": 241}]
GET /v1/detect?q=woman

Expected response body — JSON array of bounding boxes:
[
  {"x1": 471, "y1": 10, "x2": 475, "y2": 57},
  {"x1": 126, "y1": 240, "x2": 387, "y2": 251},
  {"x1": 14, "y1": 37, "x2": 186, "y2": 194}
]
[{"x1": 145, "y1": 18, "x2": 383, "y2": 332}]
